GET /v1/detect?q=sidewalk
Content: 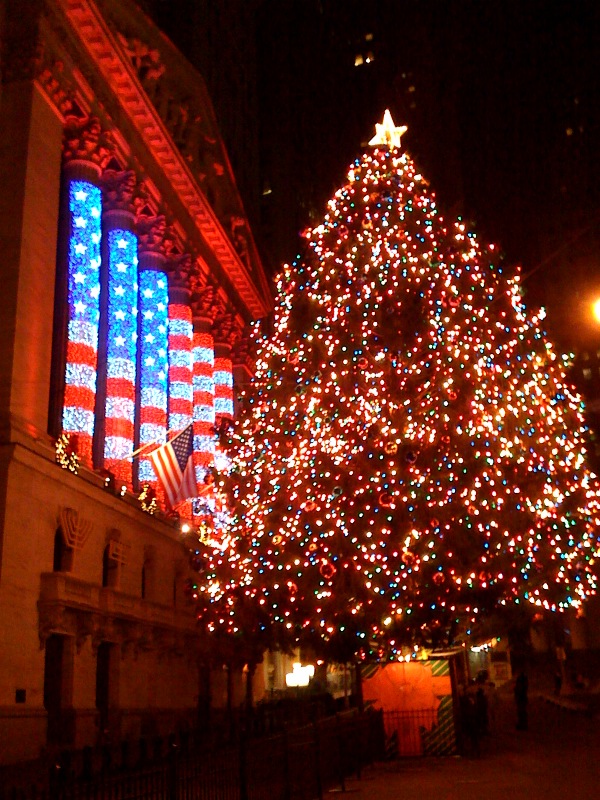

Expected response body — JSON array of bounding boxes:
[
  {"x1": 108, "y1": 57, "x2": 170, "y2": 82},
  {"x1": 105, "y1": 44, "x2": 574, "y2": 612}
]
[{"x1": 335, "y1": 693, "x2": 600, "y2": 800}]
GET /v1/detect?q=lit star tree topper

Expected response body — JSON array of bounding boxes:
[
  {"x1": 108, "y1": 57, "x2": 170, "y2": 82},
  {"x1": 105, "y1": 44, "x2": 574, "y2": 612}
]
[
  {"x1": 196, "y1": 115, "x2": 600, "y2": 663},
  {"x1": 368, "y1": 109, "x2": 407, "y2": 150}
]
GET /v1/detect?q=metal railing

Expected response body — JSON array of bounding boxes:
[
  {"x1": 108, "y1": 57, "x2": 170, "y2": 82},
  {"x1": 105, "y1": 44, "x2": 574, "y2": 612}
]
[{"x1": 1, "y1": 710, "x2": 384, "y2": 800}]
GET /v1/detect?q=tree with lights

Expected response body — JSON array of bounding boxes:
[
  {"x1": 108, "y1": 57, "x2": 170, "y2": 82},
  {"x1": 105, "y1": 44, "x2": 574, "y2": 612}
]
[{"x1": 195, "y1": 111, "x2": 600, "y2": 663}]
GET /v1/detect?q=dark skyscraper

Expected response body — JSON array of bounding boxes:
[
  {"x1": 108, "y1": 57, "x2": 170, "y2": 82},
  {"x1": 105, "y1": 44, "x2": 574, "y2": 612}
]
[{"x1": 145, "y1": 0, "x2": 600, "y2": 345}]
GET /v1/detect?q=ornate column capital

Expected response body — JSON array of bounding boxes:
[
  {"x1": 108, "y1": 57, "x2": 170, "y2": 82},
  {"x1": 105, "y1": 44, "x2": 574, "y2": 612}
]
[
  {"x1": 212, "y1": 311, "x2": 236, "y2": 356},
  {"x1": 214, "y1": 312, "x2": 245, "y2": 353},
  {"x1": 166, "y1": 253, "x2": 193, "y2": 305},
  {"x1": 62, "y1": 114, "x2": 114, "y2": 180},
  {"x1": 191, "y1": 285, "x2": 219, "y2": 331},
  {"x1": 101, "y1": 168, "x2": 138, "y2": 229},
  {"x1": 137, "y1": 212, "x2": 167, "y2": 270}
]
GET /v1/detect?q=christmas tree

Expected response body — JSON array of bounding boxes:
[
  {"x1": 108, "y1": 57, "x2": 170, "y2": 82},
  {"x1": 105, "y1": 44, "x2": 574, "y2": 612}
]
[{"x1": 195, "y1": 111, "x2": 600, "y2": 662}]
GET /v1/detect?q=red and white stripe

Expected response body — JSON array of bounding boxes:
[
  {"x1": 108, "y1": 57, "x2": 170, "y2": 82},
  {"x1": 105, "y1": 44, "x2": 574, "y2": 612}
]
[
  {"x1": 193, "y1": 330, "x2": 216, "y2": 485},
  {"x1": 168, "y1": 303, "x2": 194, "y2": 433},
  {"x1": 214, "y1": 351, "x2": 234, "y2": 424}
]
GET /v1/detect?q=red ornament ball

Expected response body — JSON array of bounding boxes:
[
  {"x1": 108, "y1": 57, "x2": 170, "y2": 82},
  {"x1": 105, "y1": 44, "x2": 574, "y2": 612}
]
[
  {"x1": 379, "y1": 492, "x2": 393, "y2": 507},
  {"x1": 320, "y1": 561, "x2": 337, "y2": 580}
]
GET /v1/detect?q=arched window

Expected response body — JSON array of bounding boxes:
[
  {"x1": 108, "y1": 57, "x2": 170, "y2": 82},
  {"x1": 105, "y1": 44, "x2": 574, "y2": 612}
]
[{"x1": 102, "y1": 543, "x2": 119, "y2": 588}]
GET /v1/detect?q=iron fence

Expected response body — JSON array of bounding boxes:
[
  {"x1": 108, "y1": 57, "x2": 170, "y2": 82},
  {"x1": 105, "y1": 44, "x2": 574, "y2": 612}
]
[{"x1": 0, "y1": 710, "x2": 384, "y2": 800}]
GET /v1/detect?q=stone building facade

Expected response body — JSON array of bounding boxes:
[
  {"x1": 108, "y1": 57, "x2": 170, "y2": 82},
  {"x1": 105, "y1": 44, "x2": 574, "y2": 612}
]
[{"x1": 0, "y1": 0, "x2": 271, "y2": 765}]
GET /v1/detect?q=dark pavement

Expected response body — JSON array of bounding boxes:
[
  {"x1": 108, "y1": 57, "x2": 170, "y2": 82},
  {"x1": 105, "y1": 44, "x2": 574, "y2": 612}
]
[{"x1": 340, "y1": 689, "x2": 600, "y2": 800}]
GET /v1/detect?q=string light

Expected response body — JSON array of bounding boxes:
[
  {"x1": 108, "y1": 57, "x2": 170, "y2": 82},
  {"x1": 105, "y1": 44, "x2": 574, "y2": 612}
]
[
  {"x1": 193, "y1": 331, "x2": 216, "y2": 487},
  {"x1": 55, "y1": 432, "x2": 80, "y2": 474},
  {"x1": 195, "y1": 140, "x2": 600, "y2": 660},
  {"x1": 138, "y1": 269, "x2": 169, "y2": 489},
  {"x1": 62, "y1": 180, "x2": 102, "y2": 463},
  {"x1": 103, "y1": 229, "x2": 138, "y2": 486},
  {"x1": 168, "y1": 304, "x2": 194, "y2": 433}
]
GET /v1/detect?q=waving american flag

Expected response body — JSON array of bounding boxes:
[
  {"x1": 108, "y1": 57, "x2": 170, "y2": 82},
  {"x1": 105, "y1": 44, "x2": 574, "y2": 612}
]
[{"x1": 149, "y1": 424, "x2": 197, "y2": 508}]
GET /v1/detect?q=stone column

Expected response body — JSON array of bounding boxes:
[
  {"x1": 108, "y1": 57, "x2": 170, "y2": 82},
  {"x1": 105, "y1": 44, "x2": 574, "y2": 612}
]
[
  {"x1": 191, "y1": 286, "x2": 218, "y2": 496},
  {"x1": 55, "y1": 116, "x2": 112, "y2": 464},
  {"x1": 166, "y1": 256, "x2": 194, "y2": 435},
  {"x1": 213, "y1": 312, "x2": 237, "y2": 427},
  {"x1": 165, "y1": 256, "x2": 195, "y2": 514},
  {"x1": 136, "y1": 213, "x2": 169, "y2": 496},
  {"x1": 98, "y1": 169, "x2": 139, "y2": 487}
]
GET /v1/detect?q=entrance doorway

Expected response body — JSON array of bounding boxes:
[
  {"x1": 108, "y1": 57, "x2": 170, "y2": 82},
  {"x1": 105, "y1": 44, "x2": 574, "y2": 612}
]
[
  {"x1": 96, "y1": 642, "x2": 119, "y2": 738},
  {"x1": 43, "y1": 634, "x2": 74, "y2": 745}
]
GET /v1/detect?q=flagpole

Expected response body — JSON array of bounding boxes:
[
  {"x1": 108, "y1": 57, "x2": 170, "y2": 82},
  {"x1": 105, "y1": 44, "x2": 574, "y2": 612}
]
[{"x1": 129, "y1": 425, "x2": 191, "y2": 461}]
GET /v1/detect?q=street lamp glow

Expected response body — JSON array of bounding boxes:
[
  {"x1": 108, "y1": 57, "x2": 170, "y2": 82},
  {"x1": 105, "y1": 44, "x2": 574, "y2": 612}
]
[
  {"x1": 593, "y1": 299, "x2": 600, "y2": 323},
  {"x1": 285, "y1": 662, "x2": 315, "y2": 687}
]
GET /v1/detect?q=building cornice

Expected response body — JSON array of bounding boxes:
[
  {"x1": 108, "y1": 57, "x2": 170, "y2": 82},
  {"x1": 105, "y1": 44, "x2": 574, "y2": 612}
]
[{"x1": 52, "y1": 0, "x2": 271, "y2": 321}]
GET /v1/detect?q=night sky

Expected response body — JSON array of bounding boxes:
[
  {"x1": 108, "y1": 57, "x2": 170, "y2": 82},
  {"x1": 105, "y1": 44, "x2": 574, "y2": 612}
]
[{"x1": 145, "y1": 0, "x2": 600, "y2": 345}]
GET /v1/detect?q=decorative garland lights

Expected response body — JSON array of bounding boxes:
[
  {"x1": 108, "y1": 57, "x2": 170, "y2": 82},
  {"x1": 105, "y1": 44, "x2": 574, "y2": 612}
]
[
  {"x1": 55, "y1": 432, "x2": 80, "y2": 474},
  {"x1": 214, "y1": 353, "x2": 235, "y2": 420},
  {"x1": 103, "y1": 229, "x2": 138, "y2": 486},
  {"x1": 138, "y1": 269, "x2": 170, "y2": 488},
  {"x1": 62, "y1": 180, "x2": 102, "y2": 463},
  {"x1": 58, "y1": 181, "x2": 238, "y2": 522},
  {"x1": 193, "y1": 330, "x2": 216, "y2": 486},
  {"x1": 168, "y1": 303, "x2": 194, "y2": 435},
  {"x1": 197, "y1": 115, "x2": 600, "y2": 661}
]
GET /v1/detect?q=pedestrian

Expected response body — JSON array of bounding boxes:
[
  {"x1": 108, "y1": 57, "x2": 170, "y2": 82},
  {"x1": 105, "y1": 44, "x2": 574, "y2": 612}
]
[
  {"x1": 486, "y1": 681, "x2": 499, "y2": 732},
  {"x1": 475, "y1": 686, "x2": 489, "y2": 736},
  {"x1": 554, "y1": 670, "x2": 562, "y2": 696},
  {"x1": 459, "y1": 689, "x2": 480, "y2": 757},
  {"x1": 514, "y1": 670, "x2": 529, "y2": 731}
]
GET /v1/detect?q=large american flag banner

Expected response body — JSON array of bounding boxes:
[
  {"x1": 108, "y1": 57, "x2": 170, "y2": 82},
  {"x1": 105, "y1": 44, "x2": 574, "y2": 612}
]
[{"x1": 149, "y1": 424, "x2": 197, "y2": 508}]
